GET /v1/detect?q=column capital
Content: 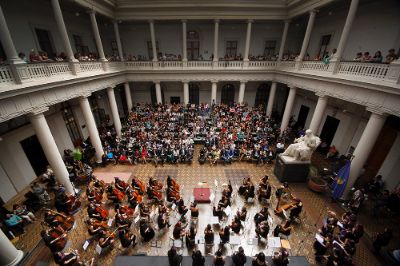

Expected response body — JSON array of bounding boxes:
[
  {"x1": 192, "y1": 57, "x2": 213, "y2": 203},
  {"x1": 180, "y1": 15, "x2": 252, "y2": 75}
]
[
  {"x1": 247, "y1": 19, "x2": 254, "y2": 24},
  {"x1": 87, "y1": 9, "x2": 96, "y2": 15},
  {"x1": 315, "y1": 91, "x2": 327, "y2": 98},
  {"x1": 181, "y1": 19, "x2": 187, "y2": 23},
  {"x1": 182, "y1": 80, "x2": 190, "y2": 84},
  {"x1": 149, "y1": 19, "x2": 155, "y2": 24},
  {"x1": 366, "y1": 107, "x2": 388, "y2": 117},
  {"x1": 240, "y1": 80, "x2": 248, "y2": 84},
  {"x1": 287, "y1": 84, "x2": 296, "y2": 89},
  {"x1": 30, "y1": 106, "x2": 49, "y2": 116},
  {"x1": 284, "y1": 19, "x2": 291, "y2": 24},
  {"x1": 80, "y1": 92, "x2": 92, "y2": 99},
  {"x1": 214, "y1": 19, "x2": 220, "y2": 23},
  {"x1": 211, "y1": 80, "x2": 218, "y2": 84},
  {"x1": 310, "y1": 9, "x2": 318, "y2": 15},
  {"x1": 154, "y1": 81, "x2": 161, "y2": 85}
]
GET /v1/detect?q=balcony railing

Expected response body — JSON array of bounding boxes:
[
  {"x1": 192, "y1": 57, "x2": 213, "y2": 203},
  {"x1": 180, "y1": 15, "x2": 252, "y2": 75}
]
[{"x1": 0, "y1": 60, "x2": 399, "y2": 88}]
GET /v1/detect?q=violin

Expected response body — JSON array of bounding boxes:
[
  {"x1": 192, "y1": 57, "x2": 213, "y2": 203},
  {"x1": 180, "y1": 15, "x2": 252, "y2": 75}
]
[
  {"x1": 95, "y1": 205, "x2": 109, "y2": 220},
  {"x1": 90, "y1": 219, "x2": 109, "y2": 230}
]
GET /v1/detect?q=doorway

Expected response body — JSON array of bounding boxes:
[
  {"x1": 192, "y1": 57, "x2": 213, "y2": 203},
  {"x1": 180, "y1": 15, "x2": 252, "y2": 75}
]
[
  {"x1": 297, "y1": 105, "x2": 310, "y2": 129},
  {"x1": 187, "y1": 31, "x2": 200, "y2": 60},
  {"x1": 35, "y1": 28, "x2": 55, "y2": 58},
  {"x1": 170, "y1": 97, "x2": 180, "y2": 104},
  {"x1": 254, "y1": 83, "x2": 270, "y2": 108},
  {"x1": 189, "y1": 83, "x2": 200, "y2": 105},
  {"x1": 319, "y1": 116, "x2": 340, "y2": 147},
  {"x1": 20, "y1": 135, "x2": 49, "y2": 176},
  {"x1": 221, "y1": 84, "x2": 235, "y2": 106}
]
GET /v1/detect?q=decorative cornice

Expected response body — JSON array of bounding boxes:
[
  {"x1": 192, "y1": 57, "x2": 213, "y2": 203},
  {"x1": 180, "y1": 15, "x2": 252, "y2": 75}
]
[{"x1": 30, "y1": 106, "x2": 49, "y2": 116}]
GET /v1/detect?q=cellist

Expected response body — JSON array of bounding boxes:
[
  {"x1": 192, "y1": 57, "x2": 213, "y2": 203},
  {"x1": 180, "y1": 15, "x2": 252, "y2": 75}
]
[
  {"x1": 99, "y1": 229, "x2": 115, "y2": 249},
  {"x1": 115, "y1": 177, "x2": 129, "y2": 193},
  {"x1": 41, "y1": 228, "x2": 68, "y2": 252},
  {"x1": 44, "y1": 209, "x2": 75, "y2": 232},
  {"x1": 86, "y1": 218, "x2": 108, "y2": 236},
  {"x1": 131, "y1": 176, "x2": 145, "y2": 195}
]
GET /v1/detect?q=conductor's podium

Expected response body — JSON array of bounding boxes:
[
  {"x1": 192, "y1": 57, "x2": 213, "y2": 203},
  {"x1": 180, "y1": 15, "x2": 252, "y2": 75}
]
[
  {"x1": 274, "y1": 154, "x2": 310, "y2": 182},
  {"x1": 193, "y1": 188, "x2": 211, "y2": 203}
]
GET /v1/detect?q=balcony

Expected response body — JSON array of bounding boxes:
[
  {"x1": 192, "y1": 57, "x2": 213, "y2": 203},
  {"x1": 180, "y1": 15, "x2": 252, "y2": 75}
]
[{"x1": 0, "y1": 60, "x2": 399, "y2": 92}]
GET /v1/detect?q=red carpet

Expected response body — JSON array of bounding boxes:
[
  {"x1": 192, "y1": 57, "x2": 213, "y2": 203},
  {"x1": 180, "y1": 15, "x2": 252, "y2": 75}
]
[
  {"x1": 93, "y1": 172, "x2": 132, "y2": 183},
  {"x1": 193, "y1": 188, "x2": 211, "y2": 203}
]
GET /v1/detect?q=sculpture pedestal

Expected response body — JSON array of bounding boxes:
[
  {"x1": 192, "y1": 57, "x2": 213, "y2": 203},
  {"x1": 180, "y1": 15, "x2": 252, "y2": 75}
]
[{"x1": 274, "y1": 155, "x2": 310, "y2": 182}]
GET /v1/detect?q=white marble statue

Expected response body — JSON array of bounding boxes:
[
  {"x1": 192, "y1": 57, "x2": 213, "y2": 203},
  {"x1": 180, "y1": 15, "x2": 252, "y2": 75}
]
[{"x1": 282, "y1": 129, "x2": 321, "y2": 161}]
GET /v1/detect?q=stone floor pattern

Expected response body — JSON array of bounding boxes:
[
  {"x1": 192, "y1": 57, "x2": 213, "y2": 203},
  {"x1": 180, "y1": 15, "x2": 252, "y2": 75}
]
[{"x1": 12, "y1": 146, "x2": 385, "y2": 266}]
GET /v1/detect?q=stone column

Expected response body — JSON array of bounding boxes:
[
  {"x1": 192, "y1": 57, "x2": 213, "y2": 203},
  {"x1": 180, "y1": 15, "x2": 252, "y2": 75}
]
[
  {"x1": 50, "y1": 0, "x2": 77, "y2": 62},
  {"x1": 106, "y1": 87, "x2": 122, "y2": 137},
  {"x1": 0, "y1": 5, "x2": 24, "y2": 64},
  {"x1": 297, "y1": 10, "x2": 317, "y2": 63},
  {"x1": 79, "y1": 96, "x2": 104, "y2": 163},
  {"x1": 309, "y1": 93, "x2": 328, "y2": 134},
  {"x1": 89, "y1": 11, "x2": 107, "y2": 62},
  {"x1": 211, "y1": 81, "x2": 217, "y2": 104},
  {"x1": 343, "y1": 110, "x2": 387, "y2": 198},
  {"x1": 183, "y1": 82, "x2": 189, "y2": 105},
  {"x1": 113, "y1": 20, "x2": 124, "y2": 61},
  {"x1": 280, "y1": 86, "x2": 297, "y2": 136},
  {"x1": 278, "y1": 20, "x2": 290, "y2": 61},
  {"x1": 155, "y1": 82, "x2": 162, "y2": 104},
  {"x1": 29, "y1": 108, "x2": 74, "y2": 194},
  {"x1": 182, "y1": 20, "x2": 187, "y2": 63},
  {"x1": 124, "y1": 82, "x2": 133, "y2": 111},
  {"x1": 0, "y1": 230, "x2": 23, "y2": 266},
  {"x1": 243, "y1": 20, "x2": 253, "y2": 66},
  {"x1": 149, "y1": 21, "x2": 158, "y2": 62},
  {"x1": 330, "y1": 0, "x2": 359, "y2": 73},
  {"x1": 213, "y1": 20, "x2": 219, "y2": 66},
  {"x1": 266, "y1": 82, "x2": 277, "y2": 117},
  {"x1": 238, "y1": 81, "x2": 246, "y2": 104}
]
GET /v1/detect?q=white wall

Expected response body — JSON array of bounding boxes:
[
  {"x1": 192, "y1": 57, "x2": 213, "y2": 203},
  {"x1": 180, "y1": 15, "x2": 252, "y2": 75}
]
[
  {"x1": 3, "y1": 0, "x2": 96, "y2": 57},
  {"x1": 308, "y1": 0, "x2": 400, "y2": 60},
  {"x1": 378, "y1": 132, "x2": 400, "y2": 190},
  {"x1": 0, "y1": 163, "x2": 18, "y2": 202}
]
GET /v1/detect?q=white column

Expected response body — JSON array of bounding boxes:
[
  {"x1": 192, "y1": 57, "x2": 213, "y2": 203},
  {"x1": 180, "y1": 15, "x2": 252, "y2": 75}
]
[
  {"x1": 266, "y1": 82, "x2": 277, "y2": 117},
  {"x1": 211, "y1": 81, "x2": 217, "y2": 104},
  {"x1": 0, "y1": 230, "x2": 23, "y2": 266},
  {"x1": 280, "y1": 86, "x2": 297, "y2": 136},
  {"x1": 79, "y1": 96, "x2": 104, "y2": 163},
  {"x1": 297, "y1": 10, "x2": 317, "y2": 62},
  {"x1": 29, "y1": 108, "x2": 74, "y2": 194},
  {"x1": 213, "y1": 20, "x2": 219, "y2": 63},
  {"x1": 243, "y1": 20, "x2": 253, "y2": 63},
  {"x1": 149, "y1": 21, "x2": 158, "y2": 62},
  {"x1": 278, "y1": 20, "x2": 290, "y2": 61},
  {"x1": 0, "y1": 5, "x2": 24, "y2": 64},
  {"x1": 113, "y1": 20, "x2": 124, "y2": 61},
  {"x1": 50, "y1": 0, "x2": 77, "y2": 62},
  {"x1": 107, "y1": 87, "x2": 122, "y2": 137},
  {"x1": 183, "y1": 82, "x2": 189, "y2": 105},
  {"x1": 238, "y1": 81, "x2": 246, "y2": 104},
  {"x1": 155, "y1": 82, "x2": 162, "y2": 104},
  {"x1": 124, "y1": 82, "x2": 133, "y2": 111},
  {"x1": 343, "y1": 110, "x2": 387, "y2": 197},
  {"x1": 89, "y1": 11, "x2": 107, "y2": 61},
  {"x1": 309, "y1": 94, "x2": 328, "y2": 134},
  {"x1": 182, "y1": 20, "x2": 187, "y2": 62}
]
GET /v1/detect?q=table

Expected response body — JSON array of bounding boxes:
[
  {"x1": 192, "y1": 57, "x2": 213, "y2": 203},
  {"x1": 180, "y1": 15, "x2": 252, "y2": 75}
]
[
  {"x1": 268, "y1": 237, "x2": 282, "y2": 248},
  {"x1": 193, "y1": 188, "x2": 211, "y2": 203}
]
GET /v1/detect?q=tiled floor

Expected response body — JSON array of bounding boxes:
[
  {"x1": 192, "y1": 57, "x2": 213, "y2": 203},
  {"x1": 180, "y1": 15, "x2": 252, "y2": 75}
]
[{"x1": 12, "y1": 146, "x2": 386, "y2": 266}]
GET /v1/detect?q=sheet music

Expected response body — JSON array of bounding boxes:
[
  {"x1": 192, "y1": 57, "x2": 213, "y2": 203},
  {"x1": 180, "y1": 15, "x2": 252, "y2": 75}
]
[
  {"x1": 315, "y1": 233, "x2": 324, "y2": 244},
  {"x1": 224, "y1": 205, "x2": 232, "y2": 216},
  {"x1": 268, "y1": 237, "x2": 281, "y2": 248},
  {"x1": 83, "y1": 240, "x2": 90, "y2": 251},
  {"x1": 95, "y1": 244, "x2": 102, "y2": 254}
]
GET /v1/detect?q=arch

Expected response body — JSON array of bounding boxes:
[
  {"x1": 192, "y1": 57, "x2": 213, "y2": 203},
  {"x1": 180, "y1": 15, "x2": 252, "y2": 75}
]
[
  {"x1": 254, "y1": 83, "x2": 270, "y2": 108},
  {"x1": 187, "y1": 30, "x2": 200, "y2": 60},
  {"x1": 221, "y1": 84, "x2": 235, "y2": 106}
]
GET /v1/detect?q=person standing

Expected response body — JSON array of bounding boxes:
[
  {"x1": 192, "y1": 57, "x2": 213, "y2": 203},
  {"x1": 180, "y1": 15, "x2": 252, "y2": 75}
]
[{"x1": 232, "y1": 246, "x2": 247, "y2": 266}]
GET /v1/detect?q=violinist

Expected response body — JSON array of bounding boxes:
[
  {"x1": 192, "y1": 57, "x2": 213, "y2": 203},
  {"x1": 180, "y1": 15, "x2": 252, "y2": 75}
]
[
  {"x1": 139, "y1": 219, "x2": 155, "y2": 242},
  {"x1": 118, "y1": 227, "x2": 137, "y2": 248},
  {"x1": 289, "y1": 198, "x2": 303, "y2": 220},
  {"x1": 127, "y1": 187, "x2": 142, "y2": 208},
  {"x1": 213, "y1": 205, "x2": 224, "y2": 220},
  {"x1": 219, "y1": 226, "x2": 230, "y2": 244},
  {"x1": 204, "y1": 224, "x2": 214, "y2": 244},
  {"x1": 115, "y1": 177, "x2": 129, "y2": 193},
  {"x1": 237, "y1": 206, "x2": 247, "y2": 222},
  {"x1": 86, "y1": 186, "x2": 102, "y2": 203},
  {"x1": 147, "y1": 182, "x2": 163, "y2": 202},
  {"x1": 218, "y1": 195, "x2": 230, "y2": 209},
  {"x1": 185, "y1": 225, "x2": 197, "y2": 248},
  {"x1": 158, "y1": 200, "x2": 168, "y2": 214},
  {"x1": 115, "y1": 210, "x2": 132, "y2": 229},
  {"x1": 255, "y1": 220, "x2": 269, "y2": 239},
  {"x1": 190, "y1": 202, "x2": 199, "y2": 218},
  {"x1": 86, "y1": 218, "x2": 107, "y2": 236},
  {"x1": 87, "y1": 203, "x2": 109, "y2": 221},
  {"x1": 222, "y1": 181, "x2": 233, "y2": 198},
  {"x1": 116, "y1": 204, "x2": 134, "y2": 217},
  {"x1": 41, "y1": 228, "x2": 68, "y2": 252},
  {"x1": 149, "y1": 177, "x2": 163, "y2": 191},
  {"x1": 258, "y1": 175, "x2": 271, "y2": 202},
  {"x1": 99, "y1": 229, "x2": 115, "y2": 249},
  {"x1": 131, "y1": 177, "x2": 145, "y2": 195},
  {"x1": 230, "y1": 215, "x2": 241, "y2": 234},
  {"x1": 238, "y1": 177, "x2": 251, "y2": 196},
  {"x1": 173, "y1": 220, "x2": 186, "y2": 239},
  {"x1": 167, "y1": 176, "x2": 180, "y2": 192},
  {"x1": 53, "y1": 250, "x2": 84, "y2": 266},
  {"x1": 157, "y1": 211, "x2": 170, "y2": 230},
  {"x1": 177, "y1": 199, "x2": 188, "y2": 216},
  {"x1": 92, "y1": 177, "x2": 106, "y2": 194},
  {"x1": 167, "y1": 186, "x2": 180, "y2": 202},
  {"x1": 254, "y1": 206, "x2": 269, "y2": 226},
  {"x1": 244, "y1": 185, "x2": 255, "y2": 201}
]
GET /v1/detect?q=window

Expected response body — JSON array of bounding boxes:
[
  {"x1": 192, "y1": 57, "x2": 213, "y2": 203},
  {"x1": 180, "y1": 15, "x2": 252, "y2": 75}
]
[
  {"x1": 226, "y1": 41, "x2": 238, "y2": 57},
  {"x1": 147, "y1": 41, "x2": 159, "y2": 60},
  {"x1": 264, "y1": 40, "x2": 277, "y2": 57},
  {"x1": 35, "y1": 28, "x2": 56, "y2": 58},
  {"x1": 318, "y1": 34, "x2": 331, "y2": 58},
  {"x1": 61, "y1": 104, "x2": 81, "y2": 143},
  {"x1": 221, "y1": 84, "x2": 235, "y2": 106},
  {"x1": 73, "y1": 35, "x2": 89, "y2": 54},
  {"x1": 254, "y1": 84, "x2": 270, "y2": 108},
  {"x1": 187, "y1": 31, "x2": 200, "y2": 60}
]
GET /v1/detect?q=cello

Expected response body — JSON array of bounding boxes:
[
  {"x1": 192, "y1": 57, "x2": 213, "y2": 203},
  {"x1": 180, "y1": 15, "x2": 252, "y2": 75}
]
[
  {"x1": 45, "y1": 209, "x2": 75, "y2": 231},
  {"x1": 95, "y1": 205, "x2": 109, "y2": 220}
]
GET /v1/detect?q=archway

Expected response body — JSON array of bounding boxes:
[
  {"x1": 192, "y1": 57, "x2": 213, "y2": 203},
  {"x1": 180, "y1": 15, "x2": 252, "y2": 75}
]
[
  {"x1": 189, "y1": 83, "x2": 200, "y2": 104},
  {"x1": 221, "y1": 84, "x2": 235, "y2": 106}
]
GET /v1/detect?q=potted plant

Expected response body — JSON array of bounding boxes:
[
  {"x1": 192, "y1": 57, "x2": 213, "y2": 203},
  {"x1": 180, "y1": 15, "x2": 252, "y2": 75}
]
[{"x1": 307, "y1": 165, "x2": 328, "y2": 193}]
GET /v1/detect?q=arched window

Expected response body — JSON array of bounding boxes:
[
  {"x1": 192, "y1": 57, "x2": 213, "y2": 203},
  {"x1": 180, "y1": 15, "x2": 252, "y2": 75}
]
[
  {"x1": 221, "y1": 84, "x2": 235, "y2": 106},
  {"x1": 187, "y1": 30, "x2": 200, "y2": 60},
  {"x1": 254, "y1": 83, "x2": 270, "y2": 108},
  {"x1": 189, "y1": 83, "x2": 200, "y2": 105}
]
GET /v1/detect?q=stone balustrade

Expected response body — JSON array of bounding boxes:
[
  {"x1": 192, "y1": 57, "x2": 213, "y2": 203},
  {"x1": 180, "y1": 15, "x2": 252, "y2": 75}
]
[{"x1": 0, "y1": 60, "x2": 399, "y2": 89}]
